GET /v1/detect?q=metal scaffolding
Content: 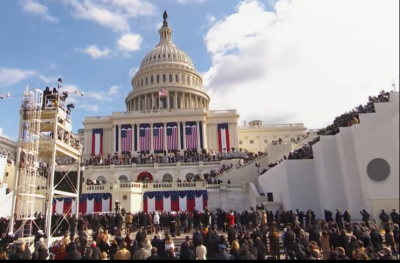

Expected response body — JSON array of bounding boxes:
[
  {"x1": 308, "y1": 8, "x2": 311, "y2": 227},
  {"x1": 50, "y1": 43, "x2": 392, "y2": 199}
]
[{"x1": 8, "y1": 83, "x2": 83, "y2": 246}]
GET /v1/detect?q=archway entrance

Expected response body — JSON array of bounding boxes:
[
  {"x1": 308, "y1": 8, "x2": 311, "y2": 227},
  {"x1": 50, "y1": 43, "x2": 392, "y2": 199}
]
[
  {"x1": 185, "y1": 173, "x2": 195, "y2": 181},
  {"x1": 96, "y1": 176, "x2": 107, "y2": 183},
  {"x1": 118, "y1": 175, "x2": 128, "y2": 182},
  {"x1": 163, "y1": 173, "x2": 173, "y2": 182},
  {"x1": 137, "y1": 172, "x2": 153, "y2": 182}
]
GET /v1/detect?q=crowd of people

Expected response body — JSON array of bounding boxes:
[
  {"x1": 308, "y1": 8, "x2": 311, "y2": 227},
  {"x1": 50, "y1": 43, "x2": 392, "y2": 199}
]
[
  {"x1": 318, "y1": 90, "x2": 391, "y2": 136},
  {"x1": 1, "y1": 206, "x2": 399, "y2": 260}
]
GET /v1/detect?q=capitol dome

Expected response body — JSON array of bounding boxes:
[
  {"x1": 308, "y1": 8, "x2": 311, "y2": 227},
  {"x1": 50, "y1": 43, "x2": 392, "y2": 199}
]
[{"x1": 126, "y1": 12, "x2": 209, "y2": 112}]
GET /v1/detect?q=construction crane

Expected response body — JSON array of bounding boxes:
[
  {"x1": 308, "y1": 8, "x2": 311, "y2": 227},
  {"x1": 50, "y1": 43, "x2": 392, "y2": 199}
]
[{"x1": 5, "y1": 79, "x2": 84, "y2": 249}]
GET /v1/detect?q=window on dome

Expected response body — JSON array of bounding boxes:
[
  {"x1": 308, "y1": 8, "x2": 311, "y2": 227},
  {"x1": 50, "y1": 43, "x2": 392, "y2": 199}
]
[
  {"x1": 137, "y1": 81, "x2": 139, "y2": 87},
  {"x1": 145, "y1": 77, "x2": 148, "y2": 85},
  {"x1": 151, "y1": 76, "x2": 154, "y2": 84},
  {"x1": 157, "y1": 75, "x2": 160, "y2": 83},
  {"x1": 173, "y1": 54, "x2": 176, "y2": 58},
  {"x1": 141, "y1": 79, "x2": 143, "y2": 86},
  {"x1": 168, "y1": 54, "x2": 171, "y2": 58},
  {"x1": 169, "y1": 74, "x2": 172, "y2": 82},
  {"x1": 249, "y1": 140, "x2": 254, "y2": 144},
  {"x1": 154, "y1": 56, "x2": 156, "y2": 59},
  {"x1": 169, "y1": 97, "x2": 174, "y2": 108},
  {"x1": 264, "y1": 139, "x2": 268, "y2": 144},
  {"x1": 158, "y1": 55, "x2": 160, "y2": 58},
  {"x1": 149, "y1": 57, "x2": 151, "y2": 61},
  {"x1": 177, "y1": 97, "x2": 181, "y2": 108},
  {"x1": 239, "y1": 140, "x2": 243, "y2": 144},
  {"x1": 163, "y1": 54, "x2": 165, "y2": 58},
  {"x1": 163, "y1": 74, "x2": 166, "y2": 82},
  {"x1": 175, "y1": 74, "x2": 179, "y2": 82}
]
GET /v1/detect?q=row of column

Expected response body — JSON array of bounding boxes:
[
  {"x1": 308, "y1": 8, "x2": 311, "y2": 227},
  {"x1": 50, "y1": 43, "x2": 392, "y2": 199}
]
[{"x1": 127, "y1": 91, "x2": 208, "y2": 111}]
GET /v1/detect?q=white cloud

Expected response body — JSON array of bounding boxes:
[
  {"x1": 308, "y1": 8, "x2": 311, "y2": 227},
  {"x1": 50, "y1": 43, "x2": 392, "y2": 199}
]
[
  {"x1": 22, "y1": 0, "x2": 58, "y2": 23},
  {"x1": 206, "y1": 14, "x2": 216, "y2": 24},
  {"x1": 39, "y1": 75, "x2": 58, "y2": 84},
  {"x1": 0, "y1": 127, "x2": 9, "y2": 139},
  {"x1": 0, "y1": 68, "x2": 37, "y2": 86},
  {"x1": 64, "y1": 0, "x2": 155, "y2": 33},
  {"x1": 77, "y1": 45, "x2": 111, "y2": 59},
  {"x1": 117, "y1": 33, "x2": 142, "y2": 52},
  {"x1": 77, "y1": 103, "x2": 99, "y2": 112},
  {"x1": 86, "y1": 85, "x2": 121, "y2": 101},
  {"x1": 203, "y1": 0, "x2": 399, "y2": 129},
  {"x1": 128, "y1": 67, "x2": 139, "y2": 79},
  {"x1": 155, "y1": 22, "x2": 162, "y2": 30}
]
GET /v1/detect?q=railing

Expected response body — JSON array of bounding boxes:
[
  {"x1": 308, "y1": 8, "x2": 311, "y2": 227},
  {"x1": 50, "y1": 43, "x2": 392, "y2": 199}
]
[
  {"x1": 85, "y1": 161, "x2": 221, "y2": 169},
  {"x1": 205, "y1": 183, "x2": 243, "y2": 190},
  {"x1": 84, "y1": 181, "x2": 206, "y2": 193},
  {"x1": 238, "y1": 123, "x2": 305, "y2": 129}
]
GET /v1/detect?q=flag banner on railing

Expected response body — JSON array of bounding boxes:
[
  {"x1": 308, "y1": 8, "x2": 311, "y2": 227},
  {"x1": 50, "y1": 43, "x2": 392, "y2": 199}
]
[
  {"x1": 185, "y1": 121, "x2": 198, "y2": 150},
  {"x1": 92, "y1": 129, "x2": 103, "y2": 155},
  {"x1": 139, "y1": 124, "x2": 151, "y2": 152},
  {"x1": 143, "y1": 190, "x2": 208, "y2": 213},
  {"x1": 153, "y1": 123, "x2": 164, "y2": 153},
  {"x1": 52, "y1": 193, "x2": 112, "y2": 214},
  {"x1": 121, "y1": 124, "x2": 133, "y2": 152},
  {"x1": 217, "y1": 123, "x2": 230, "y2": 152},
  {"x1": 167, "y1": 122, "x2": 178, "y2": 151}
]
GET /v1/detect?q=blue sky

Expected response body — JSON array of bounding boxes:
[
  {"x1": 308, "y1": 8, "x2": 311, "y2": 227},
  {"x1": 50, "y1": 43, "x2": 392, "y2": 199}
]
[
  {"x1": 0, "y1": 0, "x2": 398, "y2": 140},
  {"x1": 0, "y1": 0, "x2": 254, "y2": 139}
]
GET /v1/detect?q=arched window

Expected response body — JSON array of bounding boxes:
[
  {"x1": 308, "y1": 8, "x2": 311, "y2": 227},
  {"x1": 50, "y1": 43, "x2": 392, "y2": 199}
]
[
  {"x1": 96, "y1": 176, "x2": 107, "y2": 182},
  {"x1": 163, "y1": 74, "x2": 166, "y2": 82},
  {"x1": 118, "y1": 175, "x2": 129, "y2": 182},
  {"x1": 163, "y1": 174, "x2": 173, "y2": 182},
  {"x1": 157, "y1": 75, "x2": 160, "y2": 83},
  {"x1": 185, "y1": 173, "x2": 195, "y2": 180},
  {"x1": 175, "y1": 74, "x2": 179, "y2": 82},
  {"x1": 145, "y1": 77, "x2": 148, "y2": 85},
  {"x1": 151, "y1": 76, "x2": 154, "y2": 84},
  {"x1": 169, "y1": 74, "x2": 172, "y2": 82}
]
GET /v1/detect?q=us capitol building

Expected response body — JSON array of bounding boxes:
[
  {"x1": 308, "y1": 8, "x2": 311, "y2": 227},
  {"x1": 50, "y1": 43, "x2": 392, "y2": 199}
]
[{"x1": 0, "y1": 13, "x2": 312, "y2": 214}]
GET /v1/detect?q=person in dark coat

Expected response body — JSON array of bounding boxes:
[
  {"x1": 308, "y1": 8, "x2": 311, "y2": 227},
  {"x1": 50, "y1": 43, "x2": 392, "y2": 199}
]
[
  {"x1": 147, "y1": 247, "x2": 163, "y2": 260},
  {"x1": 227, "y1": 227, "x2": 237, "y2": 245},
  {"x1": 91, "y1": 243, "x2": 101, "y2": 260},
  {"x1": 151, "y1": 235, "x2": 165, "y2": 259},
  {"x1": 370, "y1": 226, "x2": 383, "y2": 252},
  {"x1": 65, "y1": 243, "x2": 81, "y2": 260},
  {"x1": 180, "y1": 236, "x2": 195, "y2": 260},
  {"x1": 283, "y1": 226, "x2": 296, "y2": 256},
  {"x1": 239, "y1": 243, "x2": 256, "y2": 260},
  {"x1": 79, "y1": 247, "x2": 94, "y2": 260},
  {"x1": 165, "y1": 247, "x2": 179, "y2": 260},
  {"x1": 193, "y1": 228, "x2": 204, "y2": 248},
  {"x1": 253, "y1": 237, "x2": 266, "y2": 260},
  {"x1": 214, "y1": 244, "x2": 234, "y2": 260}
]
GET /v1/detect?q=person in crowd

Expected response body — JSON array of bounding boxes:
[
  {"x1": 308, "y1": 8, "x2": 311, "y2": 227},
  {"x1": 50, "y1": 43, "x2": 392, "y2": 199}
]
[
  {"x1": 114, "y1": 242, "x2": 130, "y2": 260},
  {"x1": 196, "y1": 241, "x2": 207, "y2": 260}
]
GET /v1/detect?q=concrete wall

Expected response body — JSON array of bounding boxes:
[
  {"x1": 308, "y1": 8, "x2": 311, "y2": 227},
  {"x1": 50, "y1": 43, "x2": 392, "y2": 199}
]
[{"x1": 258, "y1": 92, "x2": 400, "y2": 220}]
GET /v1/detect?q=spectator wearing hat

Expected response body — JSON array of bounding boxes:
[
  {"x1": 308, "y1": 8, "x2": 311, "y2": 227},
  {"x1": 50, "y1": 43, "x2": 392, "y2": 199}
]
[
  {"x1": 214, "y1": 243, "x2": 234, "y2": 260},
  {"x1": 239, "y1": 243, "x2": 256, "y2": 260}
]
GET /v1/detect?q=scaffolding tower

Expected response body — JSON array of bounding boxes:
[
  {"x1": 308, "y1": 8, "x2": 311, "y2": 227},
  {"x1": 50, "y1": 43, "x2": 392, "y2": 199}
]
[{"x1": 8, "y1": 85, "x2": 83, "y2": 247}]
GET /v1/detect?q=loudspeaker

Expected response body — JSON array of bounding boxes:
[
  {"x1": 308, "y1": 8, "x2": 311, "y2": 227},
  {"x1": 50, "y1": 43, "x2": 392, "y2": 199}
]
[{"x1": 267, "y1": 192, "x2": 274, "y2": 202}]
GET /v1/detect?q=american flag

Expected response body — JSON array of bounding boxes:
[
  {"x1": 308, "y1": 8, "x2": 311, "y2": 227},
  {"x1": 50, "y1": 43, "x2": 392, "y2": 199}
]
[
  {"x1": 121, "y1": 128, "x2": 132, "y2": 152},
  {"x1": 185, "y1": 125, "x2": 198, "y2": 150},
  {"x1": 167, "y1": 126, "x2": 178, "y2": 150},
  {"x1": 159, "y1": 88, "x2": 168, "y2": 97},
  {"x1": 139, "y1": 126, "x2": 150, "y2": 152},
  {"x1": 153, "y1": 126, "x2": 164, "y2": 152}
]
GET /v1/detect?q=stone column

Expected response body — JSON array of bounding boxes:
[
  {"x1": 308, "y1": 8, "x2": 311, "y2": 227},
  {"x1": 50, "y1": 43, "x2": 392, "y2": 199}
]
[
  {"x1": 118, "y1": 126, "x2": 121, "y2": 153},
  {"x1": 151, "y1": 93, "x2": 154, "y2": 110},
  {"x1": 177, "y1": 122, "x2": 181, "y2": 150},
  {"x1": 167, "y1": 93, "x2": 170, "y2": 109},
  {"x1": 150, "y1": 123, "x2": 154, "y2": 153},
  {"x1": 112, "y1": 126, "x2": 116, "y2": 153},
  {"x1": 163, "y1": 122, "x2": 167, "y2": 151},
  {"x1": 182, "y1": 122, "x2": 186, "y2": 149},
  {"x1": 182, "y1": 93, "x2": 185, "y2": 109},
  {"x1": 136, "y1": 124, "x2": 140, "y2": 152},
  {"x1": 144, "y1": 95, "x2": 147, "y2": 110},
  {"x1": 197, "y1": 121, "x2": 201, "y2": 150},
  {"x1": 202, "y1": 121, "x2": 208, "y2": 150},
  {"x1": 174, "y1": 92, "x2": 178, "y2": 109},
  {"x1": 84, "y1": 128, "x2": 92, "y2": 157}
]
